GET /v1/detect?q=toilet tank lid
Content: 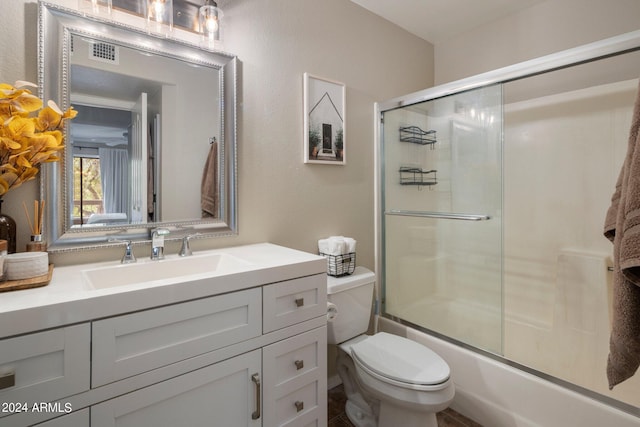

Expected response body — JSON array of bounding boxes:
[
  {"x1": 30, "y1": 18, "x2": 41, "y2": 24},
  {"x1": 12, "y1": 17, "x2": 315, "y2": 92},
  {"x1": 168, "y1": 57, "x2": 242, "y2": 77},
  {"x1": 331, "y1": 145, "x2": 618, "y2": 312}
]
[{"x1": 327, "y1": 266, "x2": 375, "y2": 294}]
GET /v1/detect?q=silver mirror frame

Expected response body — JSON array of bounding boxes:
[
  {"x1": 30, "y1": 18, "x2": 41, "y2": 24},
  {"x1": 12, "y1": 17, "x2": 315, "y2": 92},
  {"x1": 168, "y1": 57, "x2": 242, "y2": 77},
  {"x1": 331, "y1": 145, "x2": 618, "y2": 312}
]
[{"x1": 38, "y1": 2, "x2": 238, "y2": 251}]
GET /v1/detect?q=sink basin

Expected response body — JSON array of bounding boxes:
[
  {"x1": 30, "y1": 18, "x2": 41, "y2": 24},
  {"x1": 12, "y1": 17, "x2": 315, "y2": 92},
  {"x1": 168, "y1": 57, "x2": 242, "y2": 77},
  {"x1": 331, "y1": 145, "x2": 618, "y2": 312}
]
[{"x1": 83, "y1": 253, "x2": 251, "y2": 290}]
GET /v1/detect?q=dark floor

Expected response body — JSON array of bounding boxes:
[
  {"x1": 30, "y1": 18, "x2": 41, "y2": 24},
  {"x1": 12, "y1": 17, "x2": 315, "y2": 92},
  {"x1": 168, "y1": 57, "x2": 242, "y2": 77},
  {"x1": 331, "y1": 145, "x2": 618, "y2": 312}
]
[{"x1": 328, "y1": 384, "x2": 483, "y2": 427}]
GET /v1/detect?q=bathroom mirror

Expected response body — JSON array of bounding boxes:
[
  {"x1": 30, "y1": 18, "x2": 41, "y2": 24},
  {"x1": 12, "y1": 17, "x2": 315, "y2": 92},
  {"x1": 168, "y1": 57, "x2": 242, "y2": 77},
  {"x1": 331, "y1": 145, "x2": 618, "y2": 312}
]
[{"x1": 38, "y1": 2, "x2": 237, "y2": 250}]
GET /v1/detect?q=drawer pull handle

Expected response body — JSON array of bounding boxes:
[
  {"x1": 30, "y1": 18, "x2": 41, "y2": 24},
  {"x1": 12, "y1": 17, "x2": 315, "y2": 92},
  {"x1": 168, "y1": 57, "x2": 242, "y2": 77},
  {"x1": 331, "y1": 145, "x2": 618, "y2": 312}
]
[
  {"x1": 294, "y1": 400, "x2": 304, "y2": 412},
  {"x1": 0, "y1": 372, "x2": 15, "y2": 390},
  {"x1": 251, "y1": 373, "x2": 261, "y2": 420},
  {"x1": 294, "y1": 359, "x2": 304, "y2": 370},
  {"x1": 295, "y1": 298, "x2": 304, "y2": 307}
]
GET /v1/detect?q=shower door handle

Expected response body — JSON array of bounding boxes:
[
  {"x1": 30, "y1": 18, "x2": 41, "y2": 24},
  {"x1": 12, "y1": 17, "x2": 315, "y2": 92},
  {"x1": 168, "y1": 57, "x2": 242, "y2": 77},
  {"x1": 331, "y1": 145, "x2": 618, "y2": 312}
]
[{"x1": 385, "y1": 210, "x2": 491, "y2": 221}]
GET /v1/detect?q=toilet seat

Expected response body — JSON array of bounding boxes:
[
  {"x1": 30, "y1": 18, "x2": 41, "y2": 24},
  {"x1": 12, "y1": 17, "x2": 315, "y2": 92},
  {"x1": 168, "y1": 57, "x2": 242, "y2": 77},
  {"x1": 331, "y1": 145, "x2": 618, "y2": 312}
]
[{"x1": 349, "y1": 332, "x2": 450, "y2": 391}]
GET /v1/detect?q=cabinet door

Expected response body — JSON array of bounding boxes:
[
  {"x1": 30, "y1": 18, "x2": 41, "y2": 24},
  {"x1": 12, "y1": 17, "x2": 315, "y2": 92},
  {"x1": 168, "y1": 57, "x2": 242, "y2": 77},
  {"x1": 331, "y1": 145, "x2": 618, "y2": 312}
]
[{"x1": 91, "y1": 349, "x2": 262, "y2": 427}]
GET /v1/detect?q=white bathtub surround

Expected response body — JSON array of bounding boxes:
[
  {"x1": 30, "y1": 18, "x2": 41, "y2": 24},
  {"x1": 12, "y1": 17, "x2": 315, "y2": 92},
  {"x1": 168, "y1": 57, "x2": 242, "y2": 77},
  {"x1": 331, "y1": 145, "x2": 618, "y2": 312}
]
[
  {"x1": 502, "y1": 78, "x2": 640, "y2": 406},
  {"x1": 378, "y1": 317, "x2": 639, "y2": 427}
]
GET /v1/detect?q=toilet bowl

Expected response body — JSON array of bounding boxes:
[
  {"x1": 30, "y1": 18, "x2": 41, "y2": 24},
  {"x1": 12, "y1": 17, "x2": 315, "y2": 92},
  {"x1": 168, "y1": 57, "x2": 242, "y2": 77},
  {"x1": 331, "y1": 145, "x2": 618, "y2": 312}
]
[{"x1": 327, "y1": 267, "x2": 454, "y2": 427}]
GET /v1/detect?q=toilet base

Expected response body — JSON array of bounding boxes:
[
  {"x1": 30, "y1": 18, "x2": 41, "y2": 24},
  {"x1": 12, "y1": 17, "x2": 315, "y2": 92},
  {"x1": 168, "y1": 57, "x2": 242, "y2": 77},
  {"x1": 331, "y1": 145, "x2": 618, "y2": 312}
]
[
  {"x1": 338, "y1": 349, "x2": 377, "y2": 427},
  {"x1": 345, "y1": 399, "x2": 376, "y2": 427},
  {"x1": 378, "y1": 400, "x2": 438, "y2": 427}
]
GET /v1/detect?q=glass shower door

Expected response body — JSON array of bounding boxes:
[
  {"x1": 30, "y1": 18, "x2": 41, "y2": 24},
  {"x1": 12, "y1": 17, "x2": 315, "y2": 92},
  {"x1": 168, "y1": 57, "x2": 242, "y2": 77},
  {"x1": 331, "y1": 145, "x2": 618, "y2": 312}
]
[{"x1": 381, "y1": 84, "x2": 503, "y2": 354}]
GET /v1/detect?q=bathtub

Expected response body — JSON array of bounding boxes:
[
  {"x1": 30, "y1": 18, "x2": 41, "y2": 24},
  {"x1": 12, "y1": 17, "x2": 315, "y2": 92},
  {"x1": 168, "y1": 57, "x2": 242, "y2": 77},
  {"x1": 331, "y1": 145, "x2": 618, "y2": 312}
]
[{"x1": 377, "y1": 316, "x2": 639, "y2": 427}]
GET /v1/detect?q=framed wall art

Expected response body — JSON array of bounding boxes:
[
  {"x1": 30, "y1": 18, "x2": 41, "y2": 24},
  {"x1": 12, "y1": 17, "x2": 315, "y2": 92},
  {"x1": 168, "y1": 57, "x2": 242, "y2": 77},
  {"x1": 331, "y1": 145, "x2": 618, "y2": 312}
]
[{"x1": 303, "y1": 73, "x2": 346, "y2": 165}]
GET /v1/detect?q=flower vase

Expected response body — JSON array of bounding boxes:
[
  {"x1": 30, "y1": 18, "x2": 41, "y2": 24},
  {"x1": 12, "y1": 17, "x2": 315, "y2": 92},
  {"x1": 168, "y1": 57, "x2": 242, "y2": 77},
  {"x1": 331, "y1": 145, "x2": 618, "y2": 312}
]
[{"x1": 0, "y1": 199, "x2": 17, "y2": 253}]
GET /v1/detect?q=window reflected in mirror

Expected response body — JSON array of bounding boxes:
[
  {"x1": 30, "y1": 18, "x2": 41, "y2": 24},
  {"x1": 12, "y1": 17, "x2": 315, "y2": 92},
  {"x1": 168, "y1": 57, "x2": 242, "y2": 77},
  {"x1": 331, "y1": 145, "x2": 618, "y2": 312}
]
[{"x1": 73, "y1": 155, "x2": 103, "y2": 224}]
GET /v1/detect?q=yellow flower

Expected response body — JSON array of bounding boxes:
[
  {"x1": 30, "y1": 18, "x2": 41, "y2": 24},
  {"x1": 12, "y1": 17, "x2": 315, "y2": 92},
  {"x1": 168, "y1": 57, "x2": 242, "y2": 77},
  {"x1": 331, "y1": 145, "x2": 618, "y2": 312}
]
[{"x1": 0, "y1": 81, "x2": 76, "y2": 196}]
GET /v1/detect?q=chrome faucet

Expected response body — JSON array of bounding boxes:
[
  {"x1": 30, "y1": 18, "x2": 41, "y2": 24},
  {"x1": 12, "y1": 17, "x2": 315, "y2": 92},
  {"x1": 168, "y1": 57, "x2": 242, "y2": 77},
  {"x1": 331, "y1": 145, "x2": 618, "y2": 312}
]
[
  {"x1": 179, "y1": 233, "x2": 200, "y2": 257},
  {"x1": 179, "y1": 235, "x2": 193, "y2": 257},
  {"x1": 150, "y1": 228, "x2": 170, "y2": 260},
  {"x1": 109, "y1": 239, "x2": 136, "y2": 264}
]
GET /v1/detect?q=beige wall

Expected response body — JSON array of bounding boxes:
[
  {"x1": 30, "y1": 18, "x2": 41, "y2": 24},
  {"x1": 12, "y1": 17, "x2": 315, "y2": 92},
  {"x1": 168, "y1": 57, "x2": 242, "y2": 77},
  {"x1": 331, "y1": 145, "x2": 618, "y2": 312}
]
[
  {"x1": 434, "y1": 0, "x2": 640, "y2": 84},
  {"x1": 0, "y1": 0, "x2": 433, "y2": 266}
]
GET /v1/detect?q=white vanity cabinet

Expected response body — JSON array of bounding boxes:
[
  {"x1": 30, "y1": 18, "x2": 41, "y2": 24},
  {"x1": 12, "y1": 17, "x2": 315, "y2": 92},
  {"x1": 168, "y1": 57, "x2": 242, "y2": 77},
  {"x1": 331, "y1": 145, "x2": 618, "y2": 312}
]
[
  {"x1": 91, "y1": 273, "x2": 327, "y2": 427},
  {"x1": 0, "y1": 244, "x2": 328, "y2": 427}
]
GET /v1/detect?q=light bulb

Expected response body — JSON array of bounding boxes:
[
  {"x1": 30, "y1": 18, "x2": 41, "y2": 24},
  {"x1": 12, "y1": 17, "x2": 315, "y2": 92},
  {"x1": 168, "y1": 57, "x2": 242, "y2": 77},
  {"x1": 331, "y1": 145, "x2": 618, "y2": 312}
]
[
  {"x1": 205, "y1": 15, "x2": 219, "y2": 33},
  {"x1": 198, "y1": 3, "x2": 222, "y2": 48},
  {"x1": 152, "y1": 0, "x2": 165, "y2": 22},
  {"x1": 147, "y1": 0, "x2": 172, "y2": 36}
]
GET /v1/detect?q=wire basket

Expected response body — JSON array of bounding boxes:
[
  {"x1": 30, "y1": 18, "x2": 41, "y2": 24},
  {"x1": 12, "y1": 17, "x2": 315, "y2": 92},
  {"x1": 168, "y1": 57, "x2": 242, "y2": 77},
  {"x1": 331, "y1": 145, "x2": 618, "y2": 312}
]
[{"x1": 320, "y1": 252, "x2": 356, "y2": 277}]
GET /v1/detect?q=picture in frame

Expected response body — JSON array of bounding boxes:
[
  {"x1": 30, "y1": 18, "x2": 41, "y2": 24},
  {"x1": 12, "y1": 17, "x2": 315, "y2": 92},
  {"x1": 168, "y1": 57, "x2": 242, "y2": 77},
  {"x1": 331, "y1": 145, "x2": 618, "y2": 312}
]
[{"x1": 303, "y1": 73, "x2": 346, "y2": 164}]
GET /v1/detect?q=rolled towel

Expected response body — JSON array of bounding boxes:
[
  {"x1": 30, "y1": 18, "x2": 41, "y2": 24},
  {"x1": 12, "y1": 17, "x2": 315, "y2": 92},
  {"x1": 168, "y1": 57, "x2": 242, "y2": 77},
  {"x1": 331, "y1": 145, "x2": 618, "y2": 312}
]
[
  {"x1": 344, "y1": 237, "x2": 356, "y2": 253},
  {"x1": 319, "y1": 236, "x2": 357, "y2": 255},
  {"x1": 318, "y1": 238, "x2": 330, "y2": 254},
  {"x1": 330, "y1": 237, "x2": 347, "y2": 255}
]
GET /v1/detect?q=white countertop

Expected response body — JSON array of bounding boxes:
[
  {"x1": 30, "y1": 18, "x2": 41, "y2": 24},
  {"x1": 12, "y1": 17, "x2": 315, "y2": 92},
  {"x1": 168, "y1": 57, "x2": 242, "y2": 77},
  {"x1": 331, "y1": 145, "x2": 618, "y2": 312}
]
[{"x1": 0, "y1": 243, "x2": 326, "y2": 339}]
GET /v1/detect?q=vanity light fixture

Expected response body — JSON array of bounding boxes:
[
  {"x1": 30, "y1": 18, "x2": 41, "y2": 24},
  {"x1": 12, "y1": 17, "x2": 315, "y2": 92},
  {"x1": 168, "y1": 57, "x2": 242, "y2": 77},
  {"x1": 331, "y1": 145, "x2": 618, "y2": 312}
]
[
  {"x1": 147, "y1": 0, "x2": 173, "y2": 37},
  {"x1": 78, "y1": 0, "x2": 112, "y2": 17},
  {"x1": 199, "y1": 0, "x2": 223, "y2": 50}
]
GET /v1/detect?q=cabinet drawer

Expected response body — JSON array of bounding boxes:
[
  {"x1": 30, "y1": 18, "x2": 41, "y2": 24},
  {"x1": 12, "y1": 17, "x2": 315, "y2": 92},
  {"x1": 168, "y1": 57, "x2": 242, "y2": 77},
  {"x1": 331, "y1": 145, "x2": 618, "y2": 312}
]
[
  {"x1": 92, "y1": 287, "x2": 261, "y2": 387},
  {"x1": 273, "y1": 377, "x2": 327, "y2": 427},
  {"x1": 0, "y1": 324, "x2": 90, "y2": 417},
  {"x1": 263, "y1": 327, "x2": 326, "y2": 388},
  {"x1": 263, "y1": 274, "x2": 327, "y2": 332},
  {"x1": 263, "y1": 326, "x2": 327, "y2": 427}
]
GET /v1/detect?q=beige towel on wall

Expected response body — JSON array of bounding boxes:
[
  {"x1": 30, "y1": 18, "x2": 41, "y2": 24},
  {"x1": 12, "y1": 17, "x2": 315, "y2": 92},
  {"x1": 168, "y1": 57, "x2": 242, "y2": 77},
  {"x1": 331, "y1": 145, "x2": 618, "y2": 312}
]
[
  {"x1": 201, "y1": 140, "x2": 218, "y2": 218},
  {"x1": 603, "y1": 78, "x2": 640, "y2": 389}
]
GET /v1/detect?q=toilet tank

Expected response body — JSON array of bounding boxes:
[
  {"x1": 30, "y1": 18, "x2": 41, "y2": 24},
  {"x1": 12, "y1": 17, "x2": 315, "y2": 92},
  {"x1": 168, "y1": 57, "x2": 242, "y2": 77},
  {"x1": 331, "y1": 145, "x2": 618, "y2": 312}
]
[{"x1": 327, "y1": 266, "x2": 375, "y2": 344}]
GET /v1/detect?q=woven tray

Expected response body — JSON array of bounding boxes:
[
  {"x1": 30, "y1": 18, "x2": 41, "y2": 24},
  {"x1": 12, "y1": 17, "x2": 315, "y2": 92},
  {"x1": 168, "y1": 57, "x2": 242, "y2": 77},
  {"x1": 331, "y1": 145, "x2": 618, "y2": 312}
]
[{"x1": 0, "y1": 264, "x2": 54, "y2": 293}]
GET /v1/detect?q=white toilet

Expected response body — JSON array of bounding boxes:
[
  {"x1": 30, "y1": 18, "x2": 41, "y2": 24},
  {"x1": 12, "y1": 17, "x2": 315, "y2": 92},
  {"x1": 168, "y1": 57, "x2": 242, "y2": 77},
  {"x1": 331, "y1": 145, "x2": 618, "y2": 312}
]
[{"x1": 327, "y1": 266, "x2": 454, "y2": 427}]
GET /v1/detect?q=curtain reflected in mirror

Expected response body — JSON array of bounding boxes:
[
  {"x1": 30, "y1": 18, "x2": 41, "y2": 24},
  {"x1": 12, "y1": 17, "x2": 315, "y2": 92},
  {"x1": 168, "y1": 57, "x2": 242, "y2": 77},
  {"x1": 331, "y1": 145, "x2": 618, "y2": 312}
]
[{"x1": 98, "y1": 147, "x2": 129, "y2": 223}]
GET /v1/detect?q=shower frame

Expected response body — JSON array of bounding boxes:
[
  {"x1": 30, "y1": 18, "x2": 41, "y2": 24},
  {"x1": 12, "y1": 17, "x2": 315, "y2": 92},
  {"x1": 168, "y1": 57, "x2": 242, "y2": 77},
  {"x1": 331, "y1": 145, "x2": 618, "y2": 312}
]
[{"x1": 374, "y1": 29, "x2": 640, "y2": 417}]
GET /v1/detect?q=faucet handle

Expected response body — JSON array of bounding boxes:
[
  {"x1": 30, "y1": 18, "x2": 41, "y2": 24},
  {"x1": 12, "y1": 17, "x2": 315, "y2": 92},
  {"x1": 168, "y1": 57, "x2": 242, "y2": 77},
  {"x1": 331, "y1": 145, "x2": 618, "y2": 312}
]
[
  {"x1": 179, "y1": 233, "x2": 200, "y2": 257},
  {"x1": 109, "y1": 239, "x2": 137, "y2": 264}
]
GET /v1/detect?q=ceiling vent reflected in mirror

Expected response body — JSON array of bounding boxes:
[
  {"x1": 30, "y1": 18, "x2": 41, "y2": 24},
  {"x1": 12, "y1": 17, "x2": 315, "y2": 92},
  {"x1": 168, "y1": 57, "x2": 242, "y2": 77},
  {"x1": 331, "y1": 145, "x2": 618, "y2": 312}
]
[{"x1": 91, "y1": 42, "x2": 119, "y2": 64}]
